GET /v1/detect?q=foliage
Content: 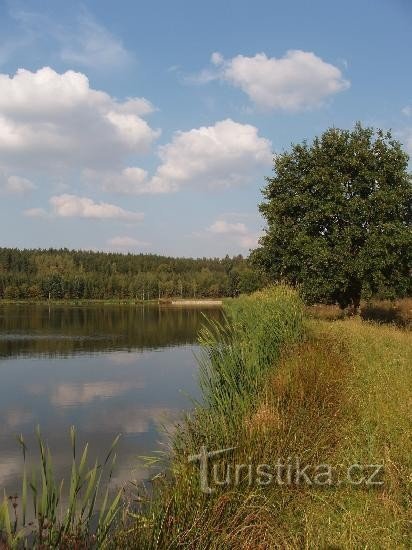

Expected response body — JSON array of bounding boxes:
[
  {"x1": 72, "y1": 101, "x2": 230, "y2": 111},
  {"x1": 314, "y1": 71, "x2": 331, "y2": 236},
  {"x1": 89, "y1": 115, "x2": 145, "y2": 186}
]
[
  {"x1": 251, "y1": 123, "x2": 412, "y2": 309},
  {"x1": 0, "y1": 248, "x2": 265, "y2": 301},
  {"x1": 0, "y1": 427, "x2": 122, "y2": 549}
]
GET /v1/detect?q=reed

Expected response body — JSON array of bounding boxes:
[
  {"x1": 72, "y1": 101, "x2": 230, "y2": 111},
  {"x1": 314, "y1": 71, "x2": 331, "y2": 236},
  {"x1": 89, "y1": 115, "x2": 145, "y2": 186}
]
[{"x1": 0, "y1": 427, "x2": 122, "y2": 548}]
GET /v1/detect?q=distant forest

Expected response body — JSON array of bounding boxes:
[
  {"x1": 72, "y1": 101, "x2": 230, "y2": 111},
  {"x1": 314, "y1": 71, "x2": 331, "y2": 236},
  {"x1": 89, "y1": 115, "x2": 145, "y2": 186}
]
[{"x1": 0, "y1": 248, "x2": 265, "y2": 300}]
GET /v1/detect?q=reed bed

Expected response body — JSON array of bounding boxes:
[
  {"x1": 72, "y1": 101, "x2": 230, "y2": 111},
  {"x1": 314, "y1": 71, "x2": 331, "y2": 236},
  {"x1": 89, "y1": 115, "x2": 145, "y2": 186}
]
[{"x1": 114, "y1": 285, "x2": 305, "y2": 548}]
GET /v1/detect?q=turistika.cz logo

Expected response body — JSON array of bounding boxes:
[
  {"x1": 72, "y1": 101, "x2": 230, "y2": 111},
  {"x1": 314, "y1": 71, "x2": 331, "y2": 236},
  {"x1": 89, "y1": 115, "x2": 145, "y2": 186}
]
[{"x1": 188, "y1": 446, "x2": 384, "y2": 494}]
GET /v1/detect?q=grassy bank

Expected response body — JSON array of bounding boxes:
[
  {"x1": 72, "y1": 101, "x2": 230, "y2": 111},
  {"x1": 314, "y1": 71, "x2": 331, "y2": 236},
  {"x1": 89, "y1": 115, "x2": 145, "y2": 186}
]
[{"x1": 116, "y1": 288, "x2": 411, "y2": 549}]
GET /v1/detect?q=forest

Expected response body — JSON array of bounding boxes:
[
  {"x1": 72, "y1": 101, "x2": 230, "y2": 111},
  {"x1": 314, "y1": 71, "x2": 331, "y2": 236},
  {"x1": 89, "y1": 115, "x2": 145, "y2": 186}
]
[{"x1": 0, "y1": 247, "x2": 265, "y2": 300}]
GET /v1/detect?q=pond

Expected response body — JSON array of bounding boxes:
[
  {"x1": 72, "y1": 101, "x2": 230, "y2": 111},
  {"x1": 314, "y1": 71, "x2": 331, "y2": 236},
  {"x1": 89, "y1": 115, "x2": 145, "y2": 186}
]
[{"x1": 0, "y1": 303, "x2": 222, "y2": 495}]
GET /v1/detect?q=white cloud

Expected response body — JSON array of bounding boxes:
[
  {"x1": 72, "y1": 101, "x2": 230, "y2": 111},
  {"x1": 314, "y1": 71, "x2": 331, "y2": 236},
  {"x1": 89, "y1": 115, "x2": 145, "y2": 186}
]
[
  {"x1": 402, "y1": 105, "x2": 412, "y2": 117},
  {"x1": 24, "y1": 196, "x2": 143, "y2": 221},
  {"x1": 211, "y1": 51, "x2": 224, "y2": 66},
  {"x1": 86, "y1": 119, "x2": 271, "y2": 195},
  {"x1": 49, "y1": 194, "x2": 144, "y2": 221},
  {"x1": 207, "y1": 218, "x2": 261, "y2": 250},
  {"x1": 194, "y1": 50, "x2": 349, "y2": 111},
  {"x1": 108, "y1": 236, "x2": 150, "y2": 248},
  {"x1": 0, "y1": 66, "x2": 159, "y2": 176},
  {"x1": 149, "y1": 119, "x2": 272, "y2": 193},
  {"x1": 48, "y1": 194, "x2": 144, "y2": 221},
  {"x1": 208, "y1": 220, "x2": 249, "y2": 235},
  {"x1": 0, "y1": 174, "x2": 36, "y2": 194}
]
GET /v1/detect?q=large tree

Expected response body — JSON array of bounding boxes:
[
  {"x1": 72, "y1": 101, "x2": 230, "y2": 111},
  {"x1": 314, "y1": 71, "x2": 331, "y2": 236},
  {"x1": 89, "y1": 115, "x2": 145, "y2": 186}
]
[{"x1": 251, "y1": 123, "x2": 412, "y2": 310}]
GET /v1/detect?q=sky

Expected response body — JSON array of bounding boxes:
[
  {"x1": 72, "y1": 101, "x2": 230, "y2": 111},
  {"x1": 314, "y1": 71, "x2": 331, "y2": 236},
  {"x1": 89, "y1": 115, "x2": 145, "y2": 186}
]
[{"x1": 0, "y1": 0, "x2": 411, "y2": 258}]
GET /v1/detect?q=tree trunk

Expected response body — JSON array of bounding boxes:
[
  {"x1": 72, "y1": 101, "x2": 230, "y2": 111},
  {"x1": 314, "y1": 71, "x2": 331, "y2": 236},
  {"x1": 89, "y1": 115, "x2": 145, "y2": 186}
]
[{"x1": 351, "y1": 281, "x2": 362, "y2": 316}]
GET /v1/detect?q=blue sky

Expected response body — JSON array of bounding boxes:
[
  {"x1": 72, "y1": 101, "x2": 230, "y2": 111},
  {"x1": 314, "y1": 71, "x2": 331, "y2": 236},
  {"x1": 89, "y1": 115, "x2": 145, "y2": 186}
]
[{"x1": 0, "y1": 0, "x2": 411, "y2": 257}]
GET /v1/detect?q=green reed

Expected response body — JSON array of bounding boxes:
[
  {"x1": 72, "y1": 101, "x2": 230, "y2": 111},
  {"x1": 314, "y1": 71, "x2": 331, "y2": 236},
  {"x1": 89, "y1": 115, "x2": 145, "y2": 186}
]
[{"x1": 0, "y1": 426, "x2": 122, "y2": 549}]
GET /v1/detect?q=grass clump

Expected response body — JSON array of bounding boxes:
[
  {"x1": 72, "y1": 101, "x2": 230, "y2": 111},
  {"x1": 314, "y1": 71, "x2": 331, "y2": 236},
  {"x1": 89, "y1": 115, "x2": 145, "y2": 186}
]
[{"x1": 0, "y1": 427, "x2": 122, "y2": 549}]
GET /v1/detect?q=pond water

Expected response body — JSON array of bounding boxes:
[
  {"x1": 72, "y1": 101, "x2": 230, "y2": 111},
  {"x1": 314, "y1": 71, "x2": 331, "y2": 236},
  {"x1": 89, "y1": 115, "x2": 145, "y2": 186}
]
[{"x1": 0, "y1": 303, "x2": 222, "y2": 495}]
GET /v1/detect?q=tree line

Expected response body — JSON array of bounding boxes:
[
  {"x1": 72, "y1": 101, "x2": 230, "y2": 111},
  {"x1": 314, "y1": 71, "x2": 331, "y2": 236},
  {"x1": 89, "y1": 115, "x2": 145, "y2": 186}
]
[{"x1": 0, "y1": 248, "x2": 265, "y2": 300}]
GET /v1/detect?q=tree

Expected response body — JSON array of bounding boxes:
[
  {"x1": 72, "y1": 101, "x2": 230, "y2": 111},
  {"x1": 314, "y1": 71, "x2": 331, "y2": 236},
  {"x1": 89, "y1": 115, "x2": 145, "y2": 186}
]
[{"x1": 251, "y1": 123, "x2": 412, "y2": 310}]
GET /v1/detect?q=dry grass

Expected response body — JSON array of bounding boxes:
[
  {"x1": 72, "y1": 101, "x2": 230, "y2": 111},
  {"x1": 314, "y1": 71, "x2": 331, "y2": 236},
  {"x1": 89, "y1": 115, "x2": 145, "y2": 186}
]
[
  {"x1": 361, "y1": 297, "x2": 412, "y2": 327},
  {"x1": 308, "y1": 297, "x2": 412, "y2": 328}
]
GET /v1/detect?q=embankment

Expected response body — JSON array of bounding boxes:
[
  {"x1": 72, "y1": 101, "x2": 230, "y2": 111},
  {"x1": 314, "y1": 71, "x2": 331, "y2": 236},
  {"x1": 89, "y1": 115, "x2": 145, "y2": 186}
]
[{"x1": 117, "y1": 287, "x2": 412, "y2": 549}]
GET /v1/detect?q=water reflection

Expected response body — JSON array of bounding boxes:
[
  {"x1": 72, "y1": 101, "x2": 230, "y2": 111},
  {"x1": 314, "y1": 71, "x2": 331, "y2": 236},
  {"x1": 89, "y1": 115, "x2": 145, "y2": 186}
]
[
  {"x1": 0, "y1": 304, "x2": 220, "y2": 357},
  {"x1": 0, "y1": 304, "x2": 222, "y2": 496}
]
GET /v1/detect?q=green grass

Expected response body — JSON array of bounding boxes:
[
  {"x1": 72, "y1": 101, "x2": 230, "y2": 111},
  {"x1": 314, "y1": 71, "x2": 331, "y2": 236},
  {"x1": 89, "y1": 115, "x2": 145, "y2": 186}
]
[{"x1": 0, "y1": 427, "x2": 122, "y2": 549}]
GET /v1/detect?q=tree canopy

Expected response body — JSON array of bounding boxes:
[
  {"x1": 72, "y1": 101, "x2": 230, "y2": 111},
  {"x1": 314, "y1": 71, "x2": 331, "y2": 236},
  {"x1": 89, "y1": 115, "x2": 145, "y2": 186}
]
[
  {"x1": 251, "y1": 123, "x2": 412, "y2": 309},
  {"x1": 0, "y1": 248, "x2": 264, "y2": 300}
]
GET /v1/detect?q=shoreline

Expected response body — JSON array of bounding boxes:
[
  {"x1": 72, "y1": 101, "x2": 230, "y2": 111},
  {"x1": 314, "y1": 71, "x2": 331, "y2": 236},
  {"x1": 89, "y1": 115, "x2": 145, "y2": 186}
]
[{"x1": 0, "y1": 298, "x2": 223, "y2": 306}]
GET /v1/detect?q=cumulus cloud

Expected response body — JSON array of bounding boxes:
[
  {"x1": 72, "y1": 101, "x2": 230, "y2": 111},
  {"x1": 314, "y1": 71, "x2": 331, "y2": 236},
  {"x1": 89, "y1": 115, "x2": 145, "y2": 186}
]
[
  {"x1": 0, "y1": 66, "x2": 159, "y2": 176},
  {"x1": 0, "y1": 174, "x2": 36, "y2": 194},
  {"x1": 108, "y1": 236, "x2": 150, "y2": 248},
  {"x1": 207, "y1": 218, "x2": 260, "y2": 249},
  {"x1": 208, "y1": 220, "x2": 249, "y2": 235},
  {"x1": 24, "y1": 207, "x2": 47, "y2": 218},
  {"x1": 49, "y1": 194, "x2": 144, "y2": 221},
  {"x1": 193, "y1": 50, "x2": 349, "y2": 111},
  {"x1": 149, "y1": 119, "x2": 272, "y2": 193},
  {"x1": 85, "y1": 119, "x2": 271, "y2": 195},
  {"x1": 24, "y1": 194, "x2": 144, "y2": 221}
]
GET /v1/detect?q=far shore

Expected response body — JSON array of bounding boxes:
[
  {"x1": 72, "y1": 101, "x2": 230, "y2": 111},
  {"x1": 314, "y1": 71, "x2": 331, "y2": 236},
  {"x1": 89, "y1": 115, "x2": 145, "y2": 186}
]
[
  {"x1": 170, "y1": 299, "x2": 223, "y2": 306},
  {"x1": 0, "y1": 298, "x2": 223, "y2": 306}
]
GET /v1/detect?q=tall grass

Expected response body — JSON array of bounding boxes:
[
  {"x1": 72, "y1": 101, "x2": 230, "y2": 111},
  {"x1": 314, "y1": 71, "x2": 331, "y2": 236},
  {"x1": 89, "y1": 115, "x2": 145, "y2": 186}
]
[
  {"x1": 199, "y1": 286, "x2": 304, "y2": 412},
  {"x1": 0, "y1": 427, "x2": 122, "y2": 549},
  {"x1": 115, "y1": 285, "x2": 305, "y2": 548},
  {"x1": 190, "y1": 286, "x2": 304, "y2": 446}
]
